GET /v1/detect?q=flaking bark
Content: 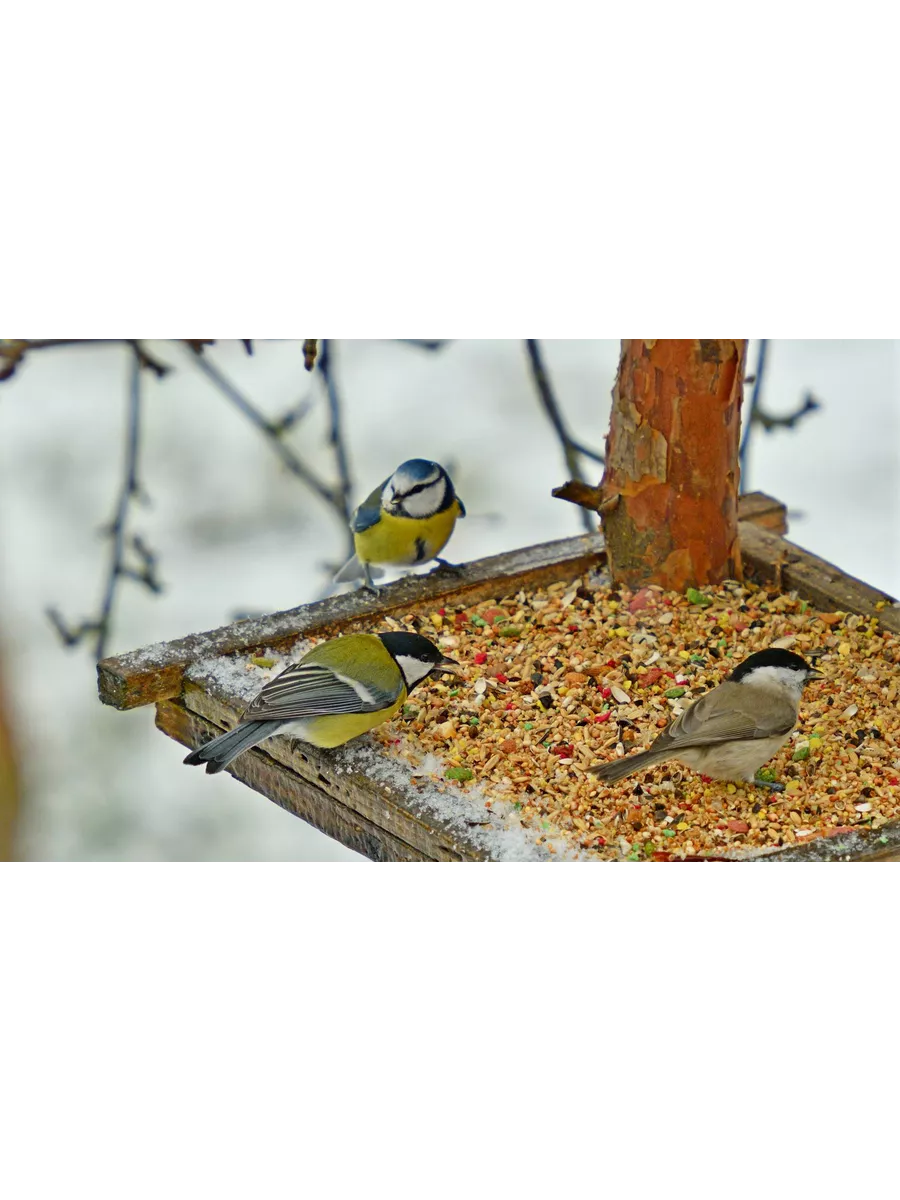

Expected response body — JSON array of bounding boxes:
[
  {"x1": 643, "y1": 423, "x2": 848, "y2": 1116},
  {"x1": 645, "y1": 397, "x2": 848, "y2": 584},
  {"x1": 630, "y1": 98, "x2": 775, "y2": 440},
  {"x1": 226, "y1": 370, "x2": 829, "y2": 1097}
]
[{"x1": 601, "y1": 339, "x2": 746, "y2": 589}]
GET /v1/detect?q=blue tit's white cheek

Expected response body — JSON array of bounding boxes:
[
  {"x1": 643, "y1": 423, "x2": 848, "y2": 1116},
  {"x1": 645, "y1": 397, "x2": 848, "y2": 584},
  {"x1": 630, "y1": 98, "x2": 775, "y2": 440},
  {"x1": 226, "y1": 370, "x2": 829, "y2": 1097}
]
[
  {"x1": 381, "y1": 482, "x2": 395, "y2": 509},
  {"x1": 398, "y1": 478, "x2": 446, "y2": 518}
]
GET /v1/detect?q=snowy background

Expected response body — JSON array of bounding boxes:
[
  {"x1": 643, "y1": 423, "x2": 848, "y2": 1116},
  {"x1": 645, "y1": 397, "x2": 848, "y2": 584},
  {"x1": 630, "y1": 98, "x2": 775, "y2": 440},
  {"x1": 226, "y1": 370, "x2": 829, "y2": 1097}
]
[{"x1": 0, "y1": 339, "x2": 896, "y2": 861}]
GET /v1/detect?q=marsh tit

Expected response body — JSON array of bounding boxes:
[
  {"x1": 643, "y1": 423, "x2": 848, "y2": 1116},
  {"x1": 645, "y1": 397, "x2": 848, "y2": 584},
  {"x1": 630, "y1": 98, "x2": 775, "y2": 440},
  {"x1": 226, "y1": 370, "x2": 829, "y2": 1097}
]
[
  {"x1": 334, "y1": 458, "x2": 466, "y2": 592},
  {"x1": 184, "y1": 631, "x2": 459, "y2": 774},
  {"x1": 591, "y1": 647, "x2": 822, "y2": 791}
]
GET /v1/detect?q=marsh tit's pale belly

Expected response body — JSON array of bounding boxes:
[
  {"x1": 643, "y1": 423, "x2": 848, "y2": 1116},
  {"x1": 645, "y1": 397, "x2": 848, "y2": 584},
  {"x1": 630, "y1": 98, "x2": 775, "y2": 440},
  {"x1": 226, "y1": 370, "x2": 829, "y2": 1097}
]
[{"x1": 677, "y1": 732, "x2": 794, "y2": 782}]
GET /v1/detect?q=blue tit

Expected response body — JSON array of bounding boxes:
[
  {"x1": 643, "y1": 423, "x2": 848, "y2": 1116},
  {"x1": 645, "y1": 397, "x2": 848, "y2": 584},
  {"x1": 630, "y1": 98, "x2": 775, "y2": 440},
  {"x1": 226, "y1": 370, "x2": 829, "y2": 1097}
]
[
  {"x1": 334, "y1": 458, "x2": 466, "y2": 591},
  {"x1": 183, "y1": 631, "x2": 459, "y2": 774}
]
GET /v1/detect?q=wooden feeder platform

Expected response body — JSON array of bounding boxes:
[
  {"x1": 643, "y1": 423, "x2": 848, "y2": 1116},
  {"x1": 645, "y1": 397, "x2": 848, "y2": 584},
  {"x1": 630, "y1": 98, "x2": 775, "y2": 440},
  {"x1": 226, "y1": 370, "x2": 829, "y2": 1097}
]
[{"x1": 97, "y1": 494, "x2": 900, "y2": 862}]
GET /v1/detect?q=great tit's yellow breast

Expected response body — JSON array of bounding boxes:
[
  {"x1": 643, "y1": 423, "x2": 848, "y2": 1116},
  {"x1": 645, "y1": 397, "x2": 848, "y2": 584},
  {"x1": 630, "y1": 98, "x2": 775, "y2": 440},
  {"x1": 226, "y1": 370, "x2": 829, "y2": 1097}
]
[
  {"x1": 353, "y1": 500, "x2": 461, "y2": 567},
  {"x1": 300, "y1": 687, "x2": 407, "y2": 748}
]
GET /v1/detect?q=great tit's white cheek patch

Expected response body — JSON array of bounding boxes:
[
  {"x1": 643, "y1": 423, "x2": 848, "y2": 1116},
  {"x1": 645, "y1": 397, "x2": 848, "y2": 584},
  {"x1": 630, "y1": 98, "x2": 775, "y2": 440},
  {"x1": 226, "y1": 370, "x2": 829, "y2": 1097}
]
[{"x1": 396, "y1": 654, "x2": 435, "y2": 686}]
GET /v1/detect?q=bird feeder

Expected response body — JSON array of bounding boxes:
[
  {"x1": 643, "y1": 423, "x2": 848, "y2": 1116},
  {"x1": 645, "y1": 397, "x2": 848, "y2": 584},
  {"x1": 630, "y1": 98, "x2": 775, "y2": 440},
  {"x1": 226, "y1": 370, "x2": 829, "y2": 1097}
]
[{"x1": 97, "y1": 493, "x2": 900, "y2": 862}]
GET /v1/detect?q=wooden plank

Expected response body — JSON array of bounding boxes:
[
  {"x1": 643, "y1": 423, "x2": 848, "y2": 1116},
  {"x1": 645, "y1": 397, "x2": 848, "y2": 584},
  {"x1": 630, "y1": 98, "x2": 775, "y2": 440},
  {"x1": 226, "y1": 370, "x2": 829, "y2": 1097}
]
[
  {"x1": 739, "y1": 523, "x2": 900, "y2": 634},
  {"x1": 98, "y1": 533, "x2": 605, "y2": 711},
  {"x1": 735, "y1": 492, "x2": 789, "y2": 535},
  {"x1": 747, "y1": 819, "x2": 900, "y2": 863},
  {"x1": 157, "y1": 699, "x2": 483, "y2": 862}
]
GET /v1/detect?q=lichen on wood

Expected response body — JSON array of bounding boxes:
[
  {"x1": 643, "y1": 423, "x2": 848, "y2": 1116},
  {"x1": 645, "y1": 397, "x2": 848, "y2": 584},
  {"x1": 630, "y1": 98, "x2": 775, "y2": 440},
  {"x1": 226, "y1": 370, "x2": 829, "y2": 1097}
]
[{"x1": 601, "y1": 339, "x2": 747, "y2": 590}]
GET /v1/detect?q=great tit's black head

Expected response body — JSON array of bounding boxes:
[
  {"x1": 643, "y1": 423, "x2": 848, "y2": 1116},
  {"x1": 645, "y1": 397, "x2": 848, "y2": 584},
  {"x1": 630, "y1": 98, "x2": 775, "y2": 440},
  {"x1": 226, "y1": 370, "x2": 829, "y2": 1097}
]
[
  {"x1": 729, "y1": 647, "x2": 822, "y2": 687},
  {"x1": 378, "y1": 631, "x2": 460, "y2": 690},
  {"x1": 382, "y1": 459, "x2": 454, "y2": 519}
]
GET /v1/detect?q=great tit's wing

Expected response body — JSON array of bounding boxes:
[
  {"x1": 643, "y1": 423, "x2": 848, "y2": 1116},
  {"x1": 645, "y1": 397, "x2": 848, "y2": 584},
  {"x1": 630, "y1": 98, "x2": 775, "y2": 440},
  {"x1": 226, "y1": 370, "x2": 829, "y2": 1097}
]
[
  {"x1": 242, "y1": 662, "x2": 400, "y2": 721},
  {"x1": 456, "y1": 496, "x2": 466, "y2": 517},
  {"x1": 351, "y1": 478, "x2": 390, "y2": 535},
  {"x1": 664, "y1": 681, "x2": 796, "y2": 748}
]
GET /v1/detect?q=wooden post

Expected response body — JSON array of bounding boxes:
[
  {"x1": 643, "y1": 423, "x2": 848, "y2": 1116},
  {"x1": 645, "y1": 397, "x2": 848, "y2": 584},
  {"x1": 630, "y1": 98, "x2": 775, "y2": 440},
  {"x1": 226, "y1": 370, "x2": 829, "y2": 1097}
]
[{"x1": 600, "y1": 339, "x2": 746, "y2": 590}]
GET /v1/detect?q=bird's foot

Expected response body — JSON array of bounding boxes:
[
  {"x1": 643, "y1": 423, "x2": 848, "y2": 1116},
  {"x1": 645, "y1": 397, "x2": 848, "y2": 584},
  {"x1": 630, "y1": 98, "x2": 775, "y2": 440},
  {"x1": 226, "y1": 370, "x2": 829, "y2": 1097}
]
[
  {"x1": 753, "y1": 777, "x2": 785, "y2": 792},
  {"x1": 432, "y1": 558, "x2": 464, "y2": 575},
  {"x1": 361, "y1": 566, "x2": 385, "y2": 595}
]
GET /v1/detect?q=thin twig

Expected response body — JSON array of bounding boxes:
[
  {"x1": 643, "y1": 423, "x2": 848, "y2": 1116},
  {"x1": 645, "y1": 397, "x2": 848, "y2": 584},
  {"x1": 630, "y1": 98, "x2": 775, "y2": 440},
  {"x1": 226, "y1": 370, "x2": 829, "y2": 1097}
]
[
  {"x1": 1, "y1": 333, "x2": 172, "y2": 379},
  {"x1": 754, "y1": 393, "x2": 821, "y2": 432},
  {"x1": 188, "y1": 345, "x2": 344, "y2": 516},
  {"x1": 47, "y1": 345, "x2": 161, "y2": 659},
  {"x1": 524, "y1": 339, "x2": 595, "y2": 532},
  {"x1": 552, "y1": 480, "x2": 619, "y2": 515},
  {"x1": 740, "y1": 341, "x2": 820, "y2": 490},
  {"x1": 303, "y1": 340, "x2": 318, "y2": 371},
  {"x1": 567, "y1": 438, "x2": 605, "y2": 465},
  {"x1": 739, "y1": 339, "x2": 768, "y2": 484},
  {"x1": 317, "y1": 340, "x2": 356, "y2": 557},
  {"x1": 397, "y1": 340, "x2": 451, "y2": 351},
  {"x1": 95, "y1": 348, "x2": 144, "y2": 659}
]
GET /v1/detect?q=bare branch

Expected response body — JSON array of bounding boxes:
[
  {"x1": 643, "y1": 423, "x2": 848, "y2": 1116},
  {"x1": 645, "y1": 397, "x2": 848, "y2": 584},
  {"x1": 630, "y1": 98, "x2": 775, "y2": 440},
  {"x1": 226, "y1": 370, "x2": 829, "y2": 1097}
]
[
  {"x1": 303, "y1": 340, "x2": 318, "y2": 371},
  {"x1": 1, "y1": 333, "x2": 172, "y2": 379},
  {"x1": 524, "y1": 339, "x2": 596, "y2": 533},
  {"x1": 188, "y1": 345, "x2": 344, "y2": 517},
  {"x1": 740, "y1": 341, "x2": 821, "y2": 490},
  {"x1": 552, "y1": 480, "x2": 619, "y2": 515},
  {"x1": 317, "y1": 339, "x2": 356, "y2": 557},
  {"x1": 754, "y1": 392, "x2": 821, "y2": 432},
  {"x1": 397, "y1": 340, "x2": 451, "y2": 351},
  {"x1": 739, "y1": 338, "x2": 768, "y2": 484},
  {"x1": 47, "y1": 345, "x2": 162, "y2": 660}
]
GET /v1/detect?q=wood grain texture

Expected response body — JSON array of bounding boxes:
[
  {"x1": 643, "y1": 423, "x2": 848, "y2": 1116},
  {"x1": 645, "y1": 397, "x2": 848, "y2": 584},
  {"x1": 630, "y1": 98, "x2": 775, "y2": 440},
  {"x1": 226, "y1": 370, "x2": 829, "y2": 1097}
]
[
  {"x1": 177, "y1": 680, "x2": 491, "y2": 861},
  {"x1": 601, "y1": 339, "x2": 746, "y2": 590},
  {"x1": 156, "y1": 699, "x2": 456, "y2": 861}
]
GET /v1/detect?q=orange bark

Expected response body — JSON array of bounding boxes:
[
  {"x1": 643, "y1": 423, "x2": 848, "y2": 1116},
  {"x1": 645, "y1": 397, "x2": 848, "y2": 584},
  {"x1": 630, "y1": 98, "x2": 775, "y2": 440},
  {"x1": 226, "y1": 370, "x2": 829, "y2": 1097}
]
[{"x1": 600, "y1": 339, "x2": 746, "y2": 590}]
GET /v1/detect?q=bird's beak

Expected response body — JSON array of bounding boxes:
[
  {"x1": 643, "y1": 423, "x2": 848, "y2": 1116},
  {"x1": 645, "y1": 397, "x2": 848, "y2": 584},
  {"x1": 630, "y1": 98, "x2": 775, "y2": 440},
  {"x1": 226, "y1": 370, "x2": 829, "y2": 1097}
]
[
  {"x1": 808, "y1": 669, "x2": 824, "y2": 681},
  {"x1": 435, "y1": 655, "x2": 461, "y2": 675}
]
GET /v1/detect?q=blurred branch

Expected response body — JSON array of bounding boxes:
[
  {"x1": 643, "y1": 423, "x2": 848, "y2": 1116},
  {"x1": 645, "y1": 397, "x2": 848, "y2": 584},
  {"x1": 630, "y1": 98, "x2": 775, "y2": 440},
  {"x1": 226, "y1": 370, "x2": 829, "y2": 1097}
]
[
  {"x1": 754, "y1": 392, "x2": 821, "y2": 432},
  {"x1": 397, "y1": 340, "x2": 451, "y2": 351},
  {"x1": 303, "y1": 340, "x2": 318, "y2": 371},
  {"x1": 47, "y1": 345, "x2": 162, "y2": 660},
  {"x1": 1, "y1": 338, "x2": 175, "y2": 382},
  {"x1": 740, "y1": 340, "x2": 821, "y2": 490},
  {"x1": 317, "y1": 340, "x2": 356, "y2": 556},
  {"x1": 524, "y1": 339, "x2": 599, "y2": 533},
  {"x1": 188, "y1": 345, "x2": 345, "y2": 517}
]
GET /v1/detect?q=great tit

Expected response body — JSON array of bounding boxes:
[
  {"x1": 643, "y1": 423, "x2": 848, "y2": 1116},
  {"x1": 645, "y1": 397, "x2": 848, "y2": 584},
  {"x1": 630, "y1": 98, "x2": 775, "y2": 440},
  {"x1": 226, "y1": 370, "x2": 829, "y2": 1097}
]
[
  {"x1": 591, "y1": 647, "x2": 822, "y2": 792},
  {"x1": 334, "y1": 458, "x2": 466, "y2": 591},
  {"x1": 184, "y1": 631, "x2": 459, "y2": 775}
]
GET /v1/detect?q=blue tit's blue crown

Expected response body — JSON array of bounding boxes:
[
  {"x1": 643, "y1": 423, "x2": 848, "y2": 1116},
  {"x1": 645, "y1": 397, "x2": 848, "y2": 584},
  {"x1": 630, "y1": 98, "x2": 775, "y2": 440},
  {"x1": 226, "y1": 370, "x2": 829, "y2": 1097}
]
[{"x1": 392, "y1": 459, "x2": 445, "y2": 488}]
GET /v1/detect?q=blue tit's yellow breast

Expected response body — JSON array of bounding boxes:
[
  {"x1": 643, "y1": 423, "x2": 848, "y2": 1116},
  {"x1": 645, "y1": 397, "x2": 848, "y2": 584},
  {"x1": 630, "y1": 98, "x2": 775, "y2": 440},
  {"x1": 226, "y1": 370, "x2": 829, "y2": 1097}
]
[{"x1": 353, "y1": 499, "x2": 461, "y2": 567}]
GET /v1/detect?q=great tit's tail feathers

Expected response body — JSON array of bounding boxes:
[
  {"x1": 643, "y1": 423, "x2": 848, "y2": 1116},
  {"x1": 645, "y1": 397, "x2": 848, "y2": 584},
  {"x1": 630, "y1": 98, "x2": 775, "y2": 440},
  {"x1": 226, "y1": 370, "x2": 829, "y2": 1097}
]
[
  {"x1": 183, "y1": 719, "x2": 284, "y2": 774},
  {"x1": 590, "y1": 747, "x2": 674, "y2": 785},
  {"x1": 333, "y1": 555, "x2": 385, "y2": 584}
]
